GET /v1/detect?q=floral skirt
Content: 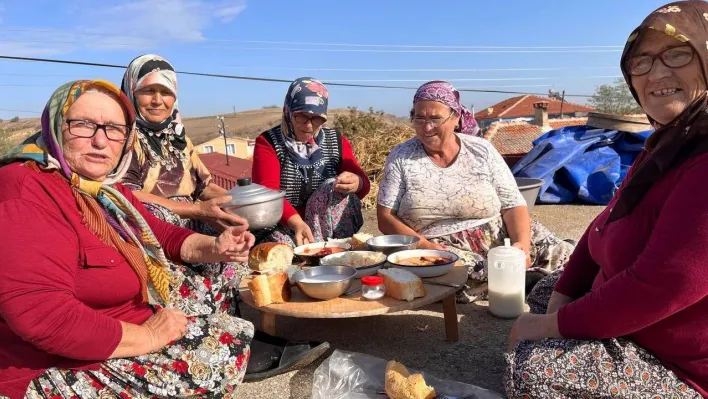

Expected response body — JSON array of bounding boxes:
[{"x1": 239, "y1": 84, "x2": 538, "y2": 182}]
[
  {"x1": 22, "y1": 199, "x2": 256, "y2": 398},
  {"x1": 429, "y1": 216, "x2": 575, "y2": 303},
  {"x1": 254, "y1": 178, "x2": 364, "y2": 246},
  {"x1": 504, "y1": 271, "x2": 701, "y2": 399}
]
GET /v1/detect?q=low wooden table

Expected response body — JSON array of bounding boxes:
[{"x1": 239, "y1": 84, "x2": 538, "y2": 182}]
[{"x1": 238, "y1": 263, "x2": 468, "y2": 342}]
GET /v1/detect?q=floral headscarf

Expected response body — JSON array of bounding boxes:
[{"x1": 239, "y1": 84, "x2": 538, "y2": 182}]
[
  {"x1": 413, "y1": 81, "x2": 481, "y2": 136},
  {"x1": 608, "y1": 0, "x2": 708, "y2": 223}
]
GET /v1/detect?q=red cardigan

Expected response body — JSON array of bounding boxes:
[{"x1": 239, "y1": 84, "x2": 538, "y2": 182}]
[
  {"x1": 556, "y1": 151, "x2": 708, "y2": 396},
  {"x1": 252, "y1": 134, "x2": 371, "y2": 226},
  {"x1": 0, "y1": 163, "x2": 194, "y2": 399}
]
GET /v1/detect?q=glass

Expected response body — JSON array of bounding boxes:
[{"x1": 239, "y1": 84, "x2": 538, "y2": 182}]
[
  {"x1": 294, "y1": 114, "x2": 326, "y2": 125},
  {"x1": 626, "y1": 45, "x2": 695, "y2": 76},
  {"x1": 65, "y1": 119, "x2": 129, "y2": 142},
  {"x1": 361, "y1": 276, "x2": 385, "y2": 300},
  {"x1": 411, "y1": 112, "x2": 455, "y2": 128}
]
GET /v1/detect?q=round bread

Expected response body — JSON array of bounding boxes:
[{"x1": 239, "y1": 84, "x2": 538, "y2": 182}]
[{"x1": 248, "y1": 242, "x2": 294, "y2": 272}]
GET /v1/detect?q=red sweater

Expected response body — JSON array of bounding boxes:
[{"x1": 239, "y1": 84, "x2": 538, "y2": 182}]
[
  {"x1": 252, "y1": 134, "x2": 371, "y2": 225},
  {"x1": 0, "y1": 163, "x2": 194, "y2": 399},
  {"x1": 556, "y1": 151, "x2": 708, "y2": 396}
]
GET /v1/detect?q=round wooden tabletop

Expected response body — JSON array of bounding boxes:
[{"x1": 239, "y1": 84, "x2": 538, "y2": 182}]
[{"x1": 238, "y1": 263, "x2": 468, "y2": 318}]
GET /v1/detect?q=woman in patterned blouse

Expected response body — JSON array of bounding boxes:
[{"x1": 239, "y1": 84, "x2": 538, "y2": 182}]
[{"x1": 377, "y1": 81, "x2": 574, "y2": 303}]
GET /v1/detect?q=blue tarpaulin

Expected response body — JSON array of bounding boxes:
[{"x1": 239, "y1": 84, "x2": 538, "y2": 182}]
[{"x1": 511, "y1": 126, "x2": 653, "y2": 205}]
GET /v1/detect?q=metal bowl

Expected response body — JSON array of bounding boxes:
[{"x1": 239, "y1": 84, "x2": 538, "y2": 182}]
[
  {"x1": 293, "y1": 242, "x2": 352, "y2": 265},
  {"x1": 320, "y1": 251, "x2": 387, "y2": 278},
  {"x1": 292, "y1": 265, "x2": 357, "y2": 300},
  {"x1": 387, "y1": 249, "x2": 459, "y2": 278},
  {"x1": 220, "y1": 178, "x2": 286, "y2": 230},
  {"x1": 367, "y1": 235, "x2": 420, "y2": 255}
]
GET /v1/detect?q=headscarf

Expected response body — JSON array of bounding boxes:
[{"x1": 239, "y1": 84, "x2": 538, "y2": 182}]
[
  {"x1": 280, "y1": 77, "x2": 330, "y2": 182},
  {"x1": 608, "y1": 0, "x2": 708, "y2": 223},
  {"x1": 121, "y1": 54, "x2": 188, "y2": 169},
  {"x1": 0, "y1": 80, "x2": 173, "y2": 304},
  {"x1": 413, "y1": 81, "x2": 481, "y2": 136}
]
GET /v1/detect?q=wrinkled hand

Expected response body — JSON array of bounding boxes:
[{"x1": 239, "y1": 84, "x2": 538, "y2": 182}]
[
  {"x1": 512, "y1": 241, "x2": 532, "y2": 268},
  {"x1": 213, "y1": 224, "x2": 256, "y2": 262},
  {"x1": 293, "y1": 221, "x2": 315, "y2": 247},
  {"x1": 142, "y1": 308, "x2": 188, "y2": 352},
  {"x1": 196, "y1": 196, "x2": 249, "y2": 227},
  {"x1": 507, "y1": 313, "x2": 559, "y2": 352},
  {"x1": 334, "y1": 171, "x2": 362, "y2": 194}
]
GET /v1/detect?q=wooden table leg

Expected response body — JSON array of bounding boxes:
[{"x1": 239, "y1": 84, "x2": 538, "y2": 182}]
[
  {"x1": 442, "y1": 295, "x2": 459, "y2": 342},
  {"x1": 261, "y1": 312, "x2": 276, "y2": 336}
]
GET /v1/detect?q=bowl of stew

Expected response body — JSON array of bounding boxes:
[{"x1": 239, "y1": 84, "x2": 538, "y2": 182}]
[
  {"x1": 386, "y1": 249, "x2": 458, "y2": 278},
  {"x1": 293, "y1": 242, "x2": 351, "y2": 265}
]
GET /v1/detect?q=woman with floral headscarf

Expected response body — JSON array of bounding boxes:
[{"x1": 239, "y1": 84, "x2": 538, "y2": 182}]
[
  {"x1": 252, "y1": 77, "x2": 371, "y2": 246},
  {"x1": 505, "y1": 2, "x2": 708, "y2": 397},
  {"x1": 0, "y1": 80, "x2": 256, "y2": 398},
  {"x1": 377, "y1": 81, "x2": 574, "y2": 303}
]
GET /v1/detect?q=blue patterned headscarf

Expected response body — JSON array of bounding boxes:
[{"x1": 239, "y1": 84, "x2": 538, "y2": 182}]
[{"x1": 280, "y1": 77, "x2": 330, "y2": 182}]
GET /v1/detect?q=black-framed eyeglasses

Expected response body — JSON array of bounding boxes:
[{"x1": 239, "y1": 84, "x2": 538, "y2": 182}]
[
  {"x1": 626, "y1": 45, "x2": 695, "y2": 76},
  {"x1": 293, "y1": 114, "x2": 326, "y2": 125},
  {"x1": 411, "y1": 112, "x2": 456, "y2": 128},
  {"x1": 64, "y1": 119, "x2": 130, "y2": 142}
]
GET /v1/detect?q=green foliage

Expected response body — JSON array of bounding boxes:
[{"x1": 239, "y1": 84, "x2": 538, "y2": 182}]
[
  {"x1": 589, "y1": 78, "x2": 643, "y2": 115},
  {"x1": 9, "y1": 116, "x2": 19, "y2": 123}
]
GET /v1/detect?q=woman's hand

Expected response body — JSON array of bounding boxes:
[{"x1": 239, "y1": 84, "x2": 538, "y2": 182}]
[
  {"x1": 213, "y1": 225, "x2": 256, "y2": 262},
  {"x1": 512, "y1": 241, "x2": 532, "y2": 268},
  {"x1": 507, "y1": 313, "x2": 561, "y2": 352},
  {"x1": 334, "y1": 171, "x2": 362, "y2": 194},
  {"x1": 286, "y1": 215, "x2": 315, "y2": 247},
  {"x1": 418, "y1": 238, "x2": 445, "y2": 250},
  {"x1": 196, "y1": 195, "x2": 249, "y2": 226},
  {"x1": 546, "y1": 291, "x2": 574, "y2": 314},
  {"x1": 142, "y1": 308, "x2": 188, "y2": 353}
]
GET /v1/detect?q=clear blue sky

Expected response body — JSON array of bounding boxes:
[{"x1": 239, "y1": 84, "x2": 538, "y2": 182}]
[{"x1": 0, "y1": 0, "x2": 672, "y2": 120}]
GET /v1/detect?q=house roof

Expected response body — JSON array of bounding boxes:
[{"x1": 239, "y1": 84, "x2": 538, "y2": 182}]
[
  {"x1": 484, "y1": 117, "x2": 588, "y2": 155},
  {"x1": 198, "y1": 153, "x2": 252, "y2": 190},
  {"x1": 475, "y1": 95, "x2": 595, "y2": 120}
]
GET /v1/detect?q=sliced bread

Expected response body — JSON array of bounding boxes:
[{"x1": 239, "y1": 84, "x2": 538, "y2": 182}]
[
  {"x1": 248, "y1": 243, "x2": 294, "y2": 272},
  {"x1": 351, "y1": 233, "x2": 373, "y2": 250},
  {"x1": 384, "y1": 360, "x2": 436, "y2": 399},
  {"x1": 248, "y1": 272, "x2": 291, "y2": 307},
  {"x1": 377, "y1": 268, "x2": 425, "y2": 302}
]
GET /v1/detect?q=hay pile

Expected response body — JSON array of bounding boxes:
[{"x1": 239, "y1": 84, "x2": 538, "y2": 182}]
[{"x1": 333, "y1": 108, "x2": 415, "y2": 209}]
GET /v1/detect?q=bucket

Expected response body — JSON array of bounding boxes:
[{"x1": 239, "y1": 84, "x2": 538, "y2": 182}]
[{"x1": 515, "y1": 177, "x2": 544, "y2": 213}]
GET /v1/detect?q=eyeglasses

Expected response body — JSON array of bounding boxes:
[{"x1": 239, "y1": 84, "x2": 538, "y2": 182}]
[
  {"x1": 411, "y1": 112, "x2": 455, "y2": 128},
  {"x1": 626, "y1": 45, "x2": 695, "y2": 76},
  {"x1": 293, "y1": 114, "x2": 326, "y2": 125},
  {"x1": 64, "y1": 119, "x2": 130, "y2": 142}
]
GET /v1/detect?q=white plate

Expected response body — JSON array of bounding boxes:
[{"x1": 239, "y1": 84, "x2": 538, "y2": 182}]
[{"x1": 386, "y1": 249, "x2": 458, "y2": 278}]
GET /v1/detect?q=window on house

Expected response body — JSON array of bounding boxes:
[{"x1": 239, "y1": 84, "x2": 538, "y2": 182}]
[
  {"x1": 203, "y1": 145, "x2": 215, "y2": 153},
  {"x1": 226, "y1": 144, "x2": 236, "y2": 155}
]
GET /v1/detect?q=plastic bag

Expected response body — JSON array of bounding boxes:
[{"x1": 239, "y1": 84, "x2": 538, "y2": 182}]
[{"x1": 312, "y1": 350, "x2": 504, "y2": 399}]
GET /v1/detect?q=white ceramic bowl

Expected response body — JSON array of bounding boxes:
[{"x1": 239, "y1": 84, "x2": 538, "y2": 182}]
[
  {"x1": 320, "y1": 251, "x2": 387, "y2": 278},
  {"x1": 293, "y1": 242, "x2": 352, "y2": 265},
  {"x1": 386, "y1": 249, "x2": 459, "y2": 278}
]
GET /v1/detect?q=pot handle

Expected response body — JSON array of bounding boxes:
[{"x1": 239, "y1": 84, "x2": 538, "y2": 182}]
[{"x1": 237, "y1": 178, "x2": 252, "y2": 186}]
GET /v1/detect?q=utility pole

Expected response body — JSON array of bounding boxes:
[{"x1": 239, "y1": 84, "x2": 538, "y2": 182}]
[
  {"x1": 217, "y1": 116, "x2": 229, "y2": 166},
  {"x1": 233, "y1": 106, "x2": 236, "y2": 115},
  {"x1": 559, "y1": 90, "x2": 566, "y2": 117}
]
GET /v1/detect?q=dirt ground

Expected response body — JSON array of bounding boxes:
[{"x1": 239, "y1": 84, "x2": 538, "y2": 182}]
[{"x1": 238, "y1": 204, "x2": 604, "y2": 399}]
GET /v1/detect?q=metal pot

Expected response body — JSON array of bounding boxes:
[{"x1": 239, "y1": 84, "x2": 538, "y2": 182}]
[{"x1": 220, "y1": 178, "x2": 285, "y2": 230}]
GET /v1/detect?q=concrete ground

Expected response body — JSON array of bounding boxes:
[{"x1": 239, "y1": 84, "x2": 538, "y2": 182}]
[{"x1": 238, "y1": 204, "x2": 604, "y2": 399}]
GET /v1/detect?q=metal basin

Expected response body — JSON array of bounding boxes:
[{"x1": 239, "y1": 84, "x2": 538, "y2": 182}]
[
  {"x1": 366, "y1": 234, "x2": 420, "y2": 255},
  {"x1": 292, "y1": 265, "x2": 356, "y2": 300},
  {"x1": 387, "y1": 249, "x2": 458, "y2": 278},
  {"x1": 221, "y1": 199, "x2": 283, "y2": 230},
  {"x1": 515, "y1": 177, "x2": 544, "y2": 213},
  {"x1": 320, "y1": 251, "x2": 387, "y2": 278}
]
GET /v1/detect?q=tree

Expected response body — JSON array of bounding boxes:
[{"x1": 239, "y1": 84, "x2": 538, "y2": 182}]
[
  {"x1": 0, "y1": 129, "x2": 12, "y2": 155},
  {"x1": 589, "y1": 78, "x2": 643, "y2": 115}
]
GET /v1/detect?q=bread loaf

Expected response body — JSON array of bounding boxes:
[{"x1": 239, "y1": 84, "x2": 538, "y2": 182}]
[
  {"x1": 385, "y1": 360, "x2": 436, "y2": 399},
  {"x1": 248, "y1": 243, "x2": 294, "y2": 272},
  {"x1": 351, "y1": 233, "x2": 373, "y2": 250},
  {"x1": 377, "y1": 268, "x2": 425, "y2": 302},
  {"x1": 248, "y1": 272, "x2": 291, "y2": 307}
]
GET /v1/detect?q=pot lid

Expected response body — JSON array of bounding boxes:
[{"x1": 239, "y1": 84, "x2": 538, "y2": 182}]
[{"x1": 221, "y1": 178, "x2": 285, "y2": 208}]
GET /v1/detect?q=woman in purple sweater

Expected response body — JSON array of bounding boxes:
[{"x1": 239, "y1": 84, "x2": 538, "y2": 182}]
[{"x1": 505, "y1": 2, "x2": 708, "y2": 398}]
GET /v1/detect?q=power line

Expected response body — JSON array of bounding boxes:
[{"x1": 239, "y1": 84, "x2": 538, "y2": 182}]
[
  {"x1": 224, "y1": 66, "x2": 619, "y2": 73},
  {"x1": 0, "y1": 108, "x2": 40, "y2": 114},
  {"x1": 0, "y1": 55, "x2": 600, "y2": 97},
  {"x1": 0, "y1": 28, "x2": 624, "y2": 49},
  {"x1": 0, "y1": 38, "x2": 623, "y2": 54}
]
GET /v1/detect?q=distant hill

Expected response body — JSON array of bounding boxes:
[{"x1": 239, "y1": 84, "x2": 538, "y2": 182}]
[{"x1": 0, "y1": 107, "x2": 406, "y2": 149}]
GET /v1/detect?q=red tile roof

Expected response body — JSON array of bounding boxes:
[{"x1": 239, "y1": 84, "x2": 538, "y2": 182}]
[
  {"x1": 198, "y1": 153, "x2": 252, "y2": 190},
  {"x1": 475, "y1": 95, "x2": 595, "y2": 120},
  {"x1": 484, "y1": 117, "x2": 588, "y2": 155}
]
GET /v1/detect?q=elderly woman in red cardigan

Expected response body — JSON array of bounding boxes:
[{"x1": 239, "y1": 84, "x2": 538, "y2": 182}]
[
  {"x1": 505, "y1": 2, "x2": 708, "y2": 398},
  {"x1": 251, "y1": 77, "x2": 371, "y2": 246},
  {"x1": 0, "y1": 80, "x2": 256, "y2": 398}
]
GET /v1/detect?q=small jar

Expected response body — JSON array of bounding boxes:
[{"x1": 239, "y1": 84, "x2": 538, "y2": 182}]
[{"x1": 361, "y1": 276, "x2": 386, "y2": 300}]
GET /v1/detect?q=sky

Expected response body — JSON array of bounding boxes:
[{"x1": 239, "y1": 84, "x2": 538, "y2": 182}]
[{"x1": 0, "y1": 0, "x2": 676, "y2": 120}]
